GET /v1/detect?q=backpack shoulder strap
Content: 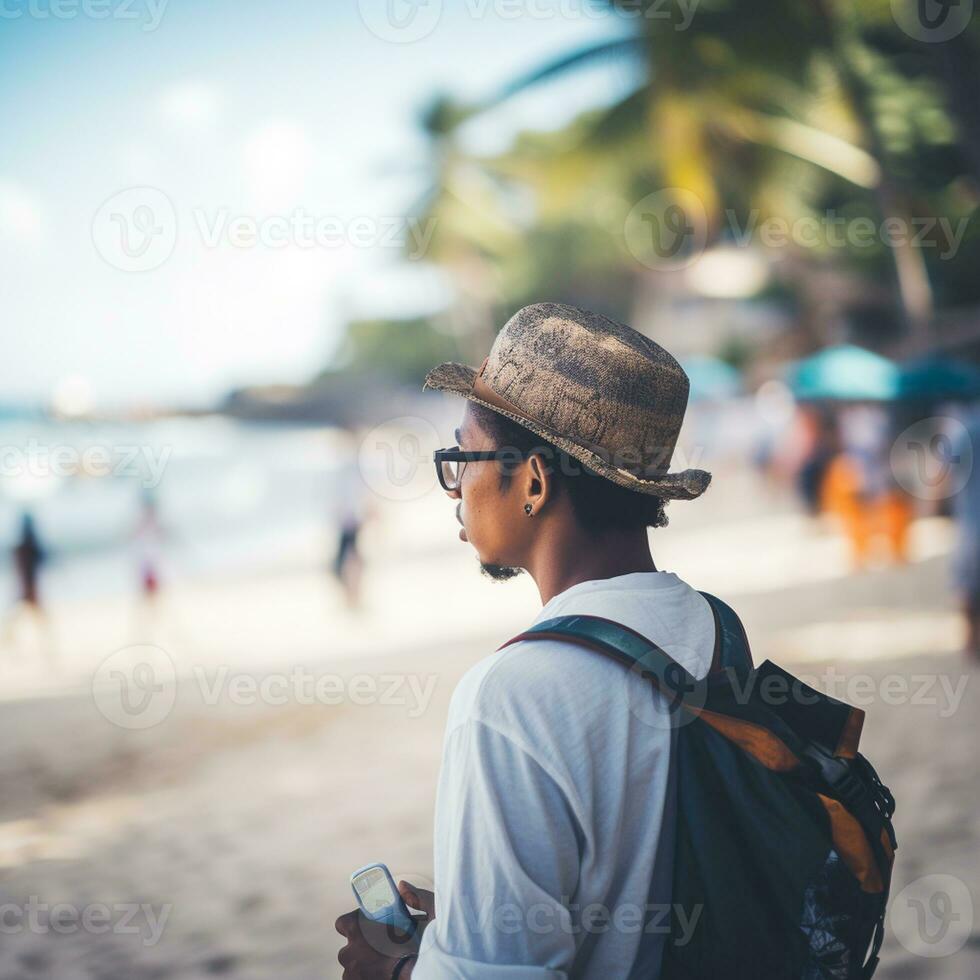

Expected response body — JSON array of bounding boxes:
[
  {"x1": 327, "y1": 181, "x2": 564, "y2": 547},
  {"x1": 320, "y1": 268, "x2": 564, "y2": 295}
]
[
  {"x1": 698, "y1": 590, "x2": 754, "y2": 675},
  {"x1": 501, "y1": 595, "x2": 814, "y2": 767},
  {"x1": 497, "y1": 605, "x2": 712, "y2": 713},
  {"x1": 498, "y1": 591, "x2": 746, "y2": 687}
]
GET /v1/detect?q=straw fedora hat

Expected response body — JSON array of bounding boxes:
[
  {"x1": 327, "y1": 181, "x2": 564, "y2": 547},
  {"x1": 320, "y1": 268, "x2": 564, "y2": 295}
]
[{"x1": 422, "y1": 302, "x2": 711, "y2": 501}]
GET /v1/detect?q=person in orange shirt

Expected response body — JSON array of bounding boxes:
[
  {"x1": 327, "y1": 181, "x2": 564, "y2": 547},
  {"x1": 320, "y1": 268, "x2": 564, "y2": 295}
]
[{"x1": 820, "y1": 449, "x2": 873, "y2": 569}]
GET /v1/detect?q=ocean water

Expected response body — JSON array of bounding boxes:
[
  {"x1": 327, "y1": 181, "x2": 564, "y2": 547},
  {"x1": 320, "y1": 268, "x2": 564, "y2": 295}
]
[
  {"x1": 0, "y1": 416, "x2": 352, "y2": 605},
  {"x1": 0, "y1": 396, "x2": 759, "y2": 608}
]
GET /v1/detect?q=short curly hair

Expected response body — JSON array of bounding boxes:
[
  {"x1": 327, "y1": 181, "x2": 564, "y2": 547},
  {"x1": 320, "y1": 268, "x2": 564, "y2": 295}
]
[{"x1": 468, "y1": 402, "x2": 669, "y2": 532}]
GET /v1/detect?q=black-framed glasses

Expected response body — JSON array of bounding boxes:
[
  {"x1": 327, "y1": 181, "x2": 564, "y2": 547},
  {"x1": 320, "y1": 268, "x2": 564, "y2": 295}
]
[{"x1": 433, "y1": 446, "x2": 531, "y2": 492}]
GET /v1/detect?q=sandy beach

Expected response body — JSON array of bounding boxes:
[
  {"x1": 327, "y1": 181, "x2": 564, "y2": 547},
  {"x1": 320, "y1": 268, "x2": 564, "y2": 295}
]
[{"x1": 1, "y1": 468, "x2": 977, "y2": 979}]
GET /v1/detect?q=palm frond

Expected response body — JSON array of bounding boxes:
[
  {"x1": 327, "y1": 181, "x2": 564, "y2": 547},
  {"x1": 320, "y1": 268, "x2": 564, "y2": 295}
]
[{"x1": 482, "y1": 37, "x2": 645, "y2": 109}]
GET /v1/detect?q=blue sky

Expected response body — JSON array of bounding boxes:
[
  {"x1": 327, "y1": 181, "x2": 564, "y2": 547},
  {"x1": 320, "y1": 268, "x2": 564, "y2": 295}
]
[{"x1": 0, "y1": 0, "x2": 636, "y2": 408}]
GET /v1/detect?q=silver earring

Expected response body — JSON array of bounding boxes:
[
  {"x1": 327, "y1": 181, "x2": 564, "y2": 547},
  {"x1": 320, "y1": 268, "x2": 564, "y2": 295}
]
[{"x1": 524, "y1": 503, "x2": 533, "y2": 516}]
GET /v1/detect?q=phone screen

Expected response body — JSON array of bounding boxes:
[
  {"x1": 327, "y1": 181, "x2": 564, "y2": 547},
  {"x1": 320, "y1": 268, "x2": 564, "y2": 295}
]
[{"x1": 353, "y1": 866, "x2": 398, "y2": 916}]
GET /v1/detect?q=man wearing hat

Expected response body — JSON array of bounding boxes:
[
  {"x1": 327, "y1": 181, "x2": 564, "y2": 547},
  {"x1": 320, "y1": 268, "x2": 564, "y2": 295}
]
[{"x1": 337, "y1": 303, "x2": 715, "y2": 979}]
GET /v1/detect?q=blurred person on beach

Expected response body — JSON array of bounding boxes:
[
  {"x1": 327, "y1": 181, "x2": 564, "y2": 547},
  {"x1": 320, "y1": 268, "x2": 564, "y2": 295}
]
[
  {"x1": 129, "y1": 489, "x2": 189, "y2": 649},
  {"x1": 819, "y1": 406, "x2": 913, "y2": 569},
  {"x1": 840, "y1": 404, "x2": 913, "y2": 564},
  {"x1": 336, "y1": 304, "x2": 717, "y2": 979},
  {"x1": 134, "y1": 490, "x2": 164, "y2": 603},
  {"x1": 819, "y1": 445, "x2": 871, "y2": 567},
  {"x1": 796, "y1": 406, "x2": 838, "y2": 515},
  {"x1": 329, "y1": 445, "x2": 372, "y2": 610},
  {"x1": 2, "y1": 511, "x2": 55, "y2": 664}
]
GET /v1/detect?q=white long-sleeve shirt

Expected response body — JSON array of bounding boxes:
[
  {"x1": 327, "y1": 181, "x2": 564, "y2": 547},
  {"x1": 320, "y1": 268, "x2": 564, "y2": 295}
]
[{"x1": 414, "y1": 571, "x2": 715, "y2": 979}]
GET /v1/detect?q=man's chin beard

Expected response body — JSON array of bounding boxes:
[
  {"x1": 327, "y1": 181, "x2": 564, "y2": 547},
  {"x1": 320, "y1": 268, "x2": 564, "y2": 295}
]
[{"x1": 478, "y1": 560, "x2": 524, "y2": 582}]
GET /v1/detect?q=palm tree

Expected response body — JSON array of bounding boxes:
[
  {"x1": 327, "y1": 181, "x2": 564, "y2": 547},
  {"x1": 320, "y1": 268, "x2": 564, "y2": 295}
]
[
  {"x1": 474, "y1": 0, "x2": 964, "y2": 348},
  {"x1": 401, "y1": 94, "x2": 527, "y2": 361}
]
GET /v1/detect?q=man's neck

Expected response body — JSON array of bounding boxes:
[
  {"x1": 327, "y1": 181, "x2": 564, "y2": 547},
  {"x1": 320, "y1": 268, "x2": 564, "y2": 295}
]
[{"x1": 530, "y1": 529, "x2": 658, "y2": 606}]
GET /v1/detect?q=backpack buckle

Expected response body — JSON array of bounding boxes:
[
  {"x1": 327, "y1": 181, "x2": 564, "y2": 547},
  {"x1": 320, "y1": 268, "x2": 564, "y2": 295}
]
[
  {"x1": 801, "y1": 743, "x2": 867, "y2": 808},
  {"x1": 804, "y1": 744, "x2": 899, "y2": 855}
]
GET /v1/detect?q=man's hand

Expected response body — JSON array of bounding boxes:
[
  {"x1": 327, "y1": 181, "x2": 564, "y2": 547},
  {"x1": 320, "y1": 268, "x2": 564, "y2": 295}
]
[
  {"x1": 397, "y1": 880, "x2": 434, "y2": 923},
  {"x1": 335, "y1": 881, "x2": 434, "y2": 979}
]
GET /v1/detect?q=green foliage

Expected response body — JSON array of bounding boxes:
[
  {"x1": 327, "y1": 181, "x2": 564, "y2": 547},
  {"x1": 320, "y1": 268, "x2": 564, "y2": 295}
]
[
  {"x1": 496, "y1": 220, "x2": 636, "y2": 326},
  {"x1": 324, "y1": 316, "x2": 463, "y2": 385},
  {"x1": 325, "y1": 0, "x2": 980, "y2": 381}
]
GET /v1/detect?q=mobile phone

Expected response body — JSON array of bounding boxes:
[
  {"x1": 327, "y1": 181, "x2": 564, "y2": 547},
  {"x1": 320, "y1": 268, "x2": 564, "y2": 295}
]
[{"x1": 350, "y1": 862, "x2": 417, "y2": 936}]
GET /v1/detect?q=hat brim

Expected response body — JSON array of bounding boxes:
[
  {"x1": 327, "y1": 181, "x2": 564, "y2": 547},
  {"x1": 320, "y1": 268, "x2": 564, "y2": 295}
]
[{"x1": 423, "y1": 361, "x2": 711, "y2": 502}]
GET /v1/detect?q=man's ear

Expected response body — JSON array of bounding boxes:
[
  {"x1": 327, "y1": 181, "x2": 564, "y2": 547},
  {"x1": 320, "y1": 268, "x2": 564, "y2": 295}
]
[{"x1": 526, "y1": 451, "x2": 552, "y2": 507}]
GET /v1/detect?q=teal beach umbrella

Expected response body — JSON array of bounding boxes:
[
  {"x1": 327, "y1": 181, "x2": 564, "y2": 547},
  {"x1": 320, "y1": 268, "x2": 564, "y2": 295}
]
[
  {"x1": 787, "y1": 345, "x2": 898, "y2": 402},
  {"x1": 897, "y1": 355, "x2": 980, "y2": 403},
  {"x1": 681, "y1": 356, "x2": 742, "y2": 402}
]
